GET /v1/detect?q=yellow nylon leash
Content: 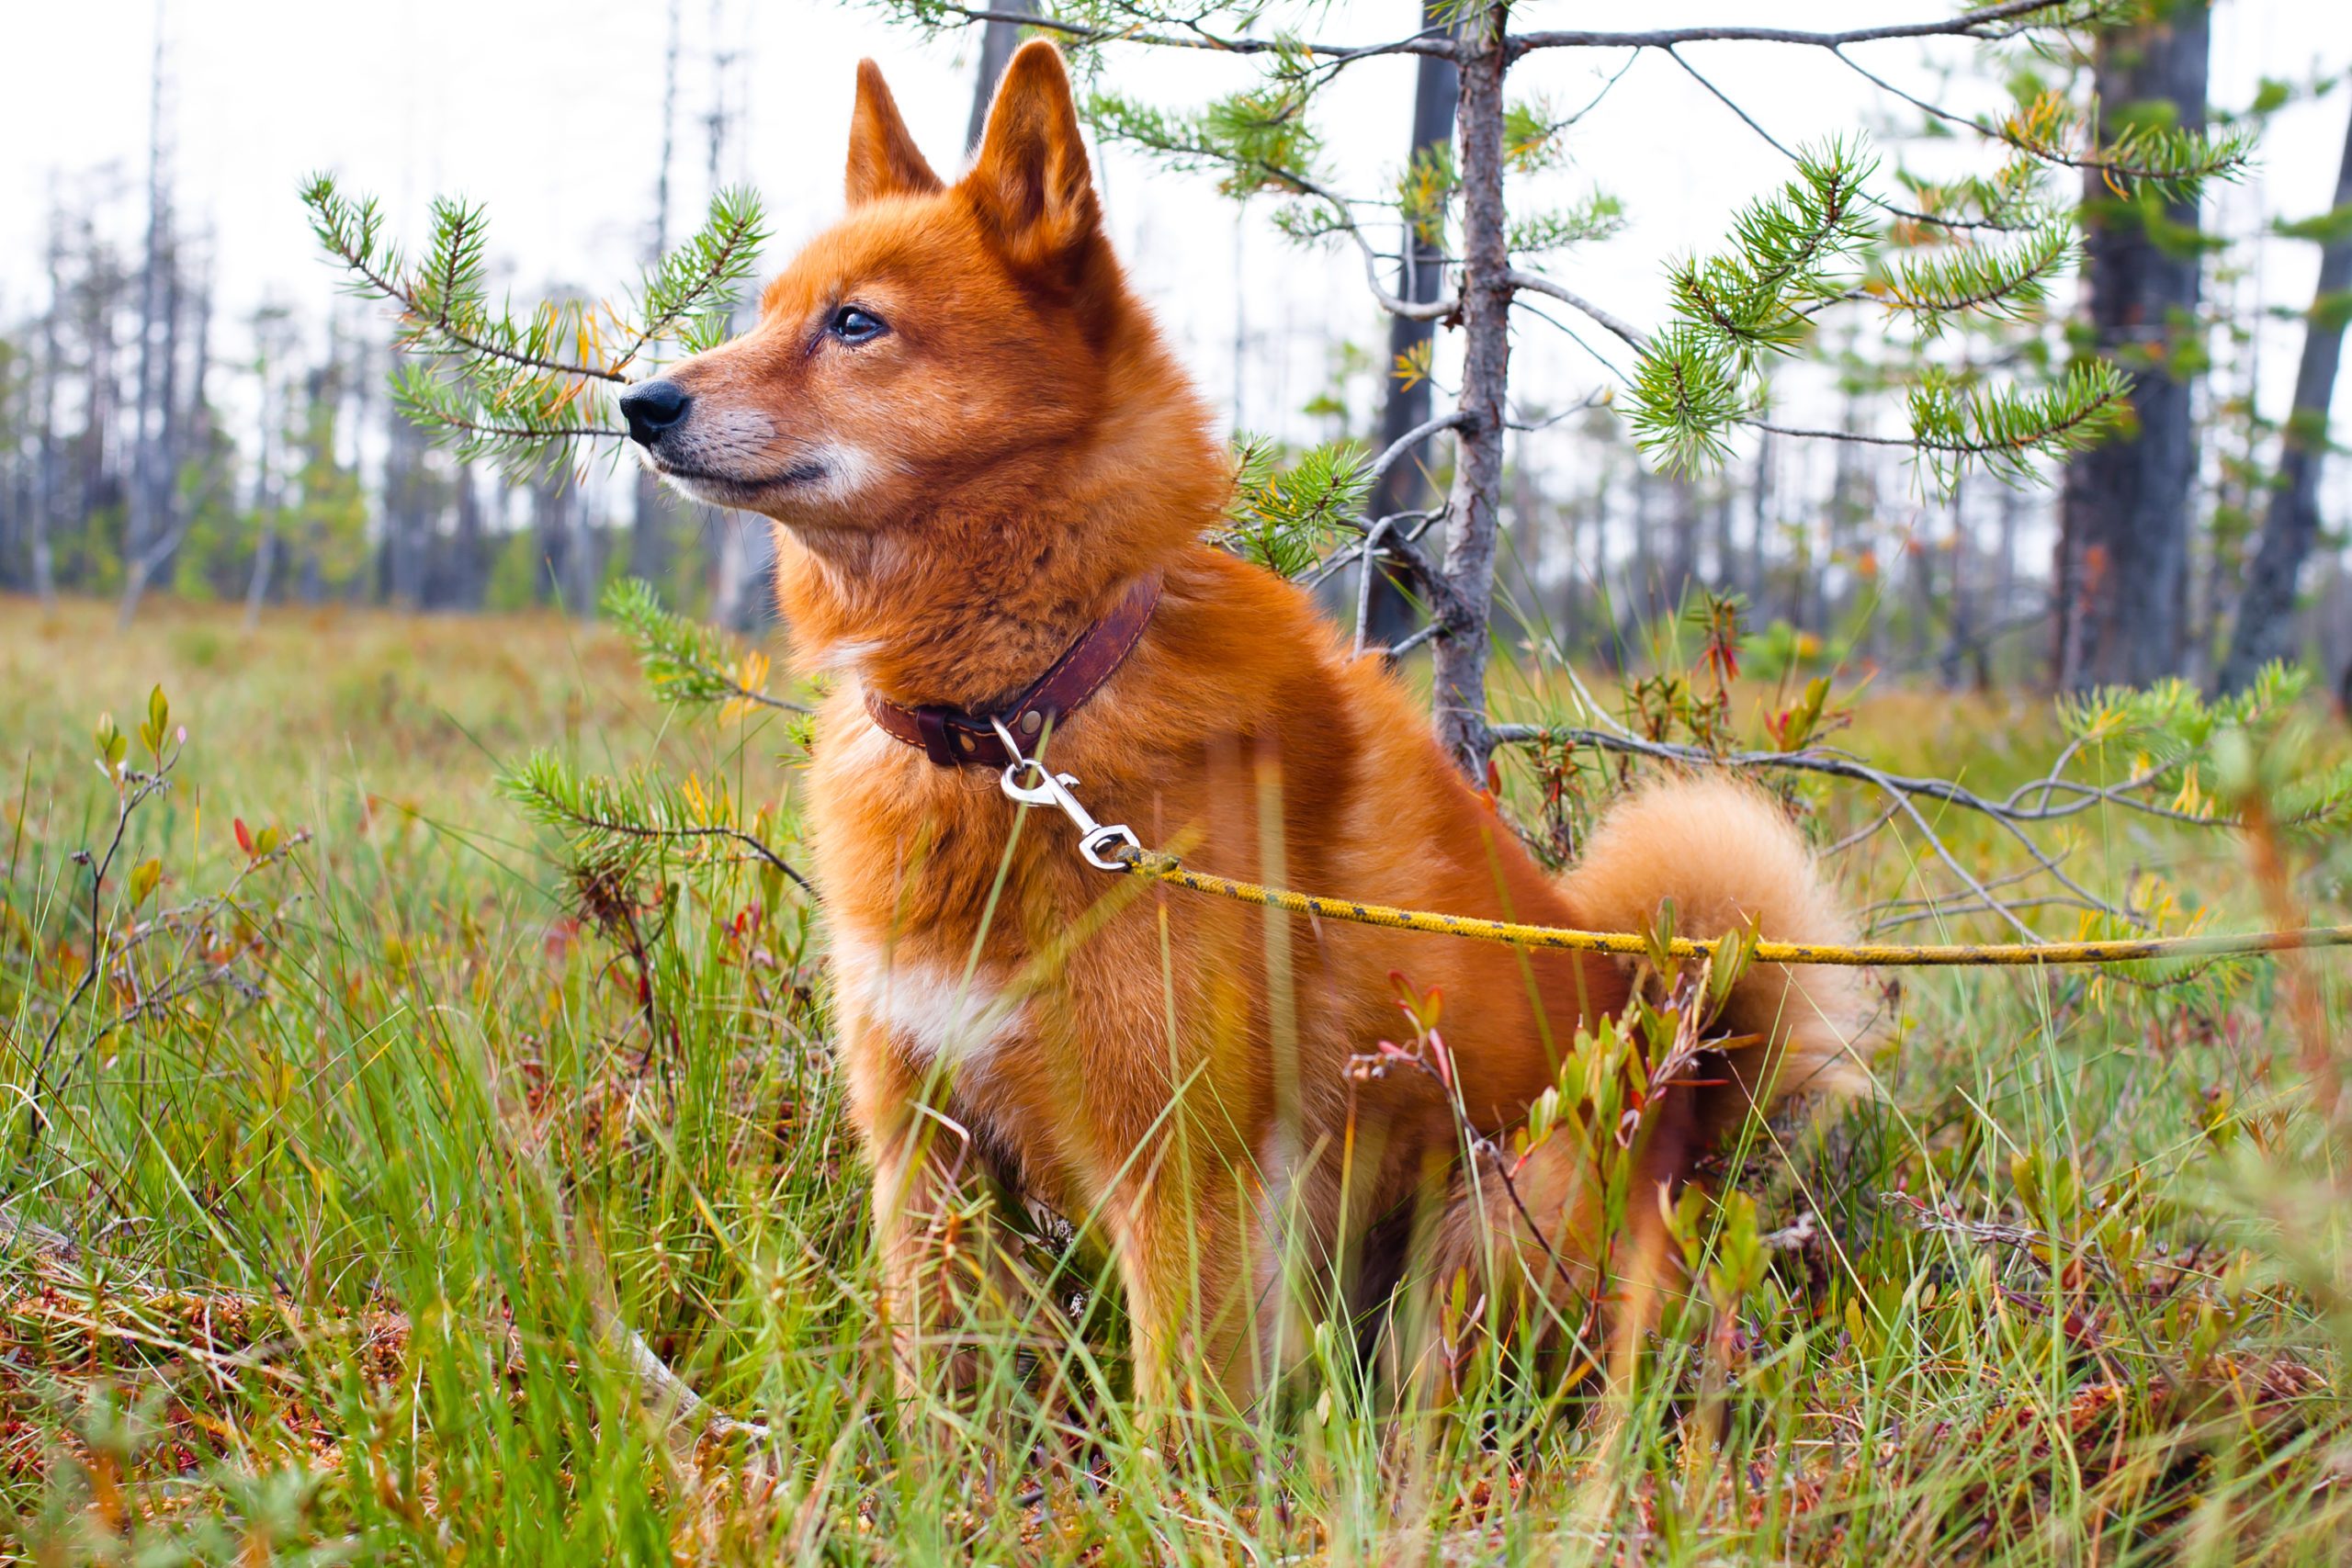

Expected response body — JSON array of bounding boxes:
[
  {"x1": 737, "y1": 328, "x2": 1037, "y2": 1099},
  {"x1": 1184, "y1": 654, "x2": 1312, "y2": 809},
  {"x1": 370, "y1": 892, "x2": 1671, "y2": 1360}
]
[{"x1": 1108, "y1": 845, "x2": 2352, "y2": 969}]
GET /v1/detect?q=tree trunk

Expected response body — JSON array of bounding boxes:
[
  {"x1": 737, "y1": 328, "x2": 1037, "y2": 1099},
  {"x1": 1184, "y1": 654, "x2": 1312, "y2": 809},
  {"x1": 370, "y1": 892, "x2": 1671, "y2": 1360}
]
[
  {"x1": 243, "y1": 518, "x2": 276, "y2": 628},
  {"x1": 450, "y1": 464, "x2": 486, "y2": 609},
  {"x1": 1940, "y1": 479, "x2": 1971, "y2": 686},
  {"x1": 121, "y1": 14, "x2": 169, "y2": 625},
  {"x1": 632, "y1": 0, "x2": 686, "y2": 598},
  {"x1": 2055, "y1": 0, "x2": 2211, "y2": 689},
  {"x1": 31, "y1": 218, "x2": 62, "y2": 609},
  {"x1": 967, "y1": 0, "x2": 1037, "y2": 150},
  {"x1": 383, "y1": 407, "x2": 428, "y2": 609},
  {"x1": 1667, "y1": 469, "x2": 1698, "y2": 611},
  {"x1": 118, "y1": 243, "x2": 180, "y2": 629},
  {"x1": 1630, "y1": 466, "x2": 1655, "y2": 628},
  {"x1": 2216, "y1": 102, "x2": 2352, "y2": 694},
  {"x1": 1996, "y1": 480, "x2": 2020, "y2": 655},
  {"x1": 1430, "y1": 0, "x2": 1509, "y2": 780},
  {"x1": 1708, "y1": 484, "x2": 1733, "y2": 597},
  {"x1": 1747, "y1": 426, "x2": 1771, "y2": 615},
  {"x1": 1363, "y1": 0, "x2": 1461, "y2": 651}
]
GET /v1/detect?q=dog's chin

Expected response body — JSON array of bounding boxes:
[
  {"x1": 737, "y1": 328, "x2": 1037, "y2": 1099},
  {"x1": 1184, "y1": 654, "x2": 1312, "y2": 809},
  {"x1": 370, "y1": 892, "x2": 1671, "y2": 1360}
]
[{"x1": 648, "y1": 457, "x2": 828, "y2": 514}]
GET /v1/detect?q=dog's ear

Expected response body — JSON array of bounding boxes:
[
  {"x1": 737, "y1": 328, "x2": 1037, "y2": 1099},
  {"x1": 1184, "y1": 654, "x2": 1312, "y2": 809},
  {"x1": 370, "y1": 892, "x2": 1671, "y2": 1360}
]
[
  {"x1": 963, "y1": 40, "x2": 1101, "y2": 276},
  {"x1": 846, "y1": 59, "x2": 944, "y2": 205}
]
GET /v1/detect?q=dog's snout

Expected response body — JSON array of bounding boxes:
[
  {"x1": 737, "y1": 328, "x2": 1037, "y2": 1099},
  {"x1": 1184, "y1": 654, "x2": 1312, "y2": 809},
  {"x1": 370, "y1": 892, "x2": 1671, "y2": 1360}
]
[{"x1": 619, "y1": 379, "x2": 692, "y2": 446}]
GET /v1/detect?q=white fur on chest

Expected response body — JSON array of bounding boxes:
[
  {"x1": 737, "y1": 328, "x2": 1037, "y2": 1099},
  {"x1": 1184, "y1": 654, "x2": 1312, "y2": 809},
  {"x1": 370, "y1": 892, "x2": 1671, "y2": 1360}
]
[{"x1": 831, "y1": 933, "x2": 1027, "y2": 1080}]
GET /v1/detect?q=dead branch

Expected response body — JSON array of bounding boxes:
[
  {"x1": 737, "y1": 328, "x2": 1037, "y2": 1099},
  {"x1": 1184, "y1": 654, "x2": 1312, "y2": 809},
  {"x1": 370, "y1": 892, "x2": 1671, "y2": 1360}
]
[{"x1": 1509, "y1": 0, "x2": 2093, "y2": 56}]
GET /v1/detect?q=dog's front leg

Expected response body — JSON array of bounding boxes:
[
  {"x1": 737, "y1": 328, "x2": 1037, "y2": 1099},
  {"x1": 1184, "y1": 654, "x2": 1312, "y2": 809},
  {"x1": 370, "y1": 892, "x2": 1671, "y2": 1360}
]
[
  {"x1": 1107, "y1": 1170, "x2": 1269, "y2": 1420},
  {"x1": 844, "y1": 1037, "x2": 1024, "y2": 1421},
  {"x1": 865, "y1": 1108, "x2": 1027, "y2": 1408}
]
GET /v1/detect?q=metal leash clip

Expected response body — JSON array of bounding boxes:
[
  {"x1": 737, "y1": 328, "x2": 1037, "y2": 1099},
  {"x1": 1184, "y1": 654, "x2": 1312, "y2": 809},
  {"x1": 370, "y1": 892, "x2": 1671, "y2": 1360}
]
[{"x1": 989, "y1": 716, "x2": 1139, "y2": 873}]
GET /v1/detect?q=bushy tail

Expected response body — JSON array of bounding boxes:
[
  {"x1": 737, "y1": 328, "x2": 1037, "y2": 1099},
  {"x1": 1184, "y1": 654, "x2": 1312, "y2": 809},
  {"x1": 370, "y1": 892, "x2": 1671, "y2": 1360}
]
[
  {"x1": 1562, "y1": 773, "x2": 1870, "y2": 1114},
  {"x1": 1414, "y1": 778, "x2": 1870, "y2": 1391}
]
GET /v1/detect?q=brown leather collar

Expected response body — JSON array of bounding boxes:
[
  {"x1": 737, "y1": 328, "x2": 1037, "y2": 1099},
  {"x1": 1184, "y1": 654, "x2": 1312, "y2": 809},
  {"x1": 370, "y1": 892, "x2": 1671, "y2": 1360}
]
[{"x1": 864, "y1": 570, "x2": 1165, "y2": 769}]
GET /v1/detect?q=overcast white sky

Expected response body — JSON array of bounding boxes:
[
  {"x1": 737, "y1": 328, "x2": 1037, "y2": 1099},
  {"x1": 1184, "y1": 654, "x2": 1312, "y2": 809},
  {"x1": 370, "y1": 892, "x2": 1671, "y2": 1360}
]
[{"x1": 3, "y1": 1, "x2": 2348, "y2": 479}]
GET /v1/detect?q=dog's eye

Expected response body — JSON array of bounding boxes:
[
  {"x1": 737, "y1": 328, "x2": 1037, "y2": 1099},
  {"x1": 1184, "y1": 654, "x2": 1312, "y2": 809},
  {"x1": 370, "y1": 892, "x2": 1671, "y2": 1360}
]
[{"x1": 830, "y1": 305, "x2": 888, "y2": 344}]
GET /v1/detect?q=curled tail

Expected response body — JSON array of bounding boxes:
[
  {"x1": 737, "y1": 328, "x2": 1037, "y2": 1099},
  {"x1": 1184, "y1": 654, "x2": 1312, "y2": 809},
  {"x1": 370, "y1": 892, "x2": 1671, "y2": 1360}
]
[{"x1": 1561, "y1": 773, "x2": 1871, "y2": 1116}]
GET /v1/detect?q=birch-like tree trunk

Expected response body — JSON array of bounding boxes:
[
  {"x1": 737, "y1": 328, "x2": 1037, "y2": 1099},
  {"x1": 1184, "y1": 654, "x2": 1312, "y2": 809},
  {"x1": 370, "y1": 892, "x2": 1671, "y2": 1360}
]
[{"x1": 2216, "y1": 102, "x2": 2352, "y2": 694}]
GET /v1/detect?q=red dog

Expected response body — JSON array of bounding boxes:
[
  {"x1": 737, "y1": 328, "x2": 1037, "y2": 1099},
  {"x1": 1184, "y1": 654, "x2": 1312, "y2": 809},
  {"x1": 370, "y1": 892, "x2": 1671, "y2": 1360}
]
[{"x1": 624, "y1": 41, "x2": 1864, "y2": 1411}]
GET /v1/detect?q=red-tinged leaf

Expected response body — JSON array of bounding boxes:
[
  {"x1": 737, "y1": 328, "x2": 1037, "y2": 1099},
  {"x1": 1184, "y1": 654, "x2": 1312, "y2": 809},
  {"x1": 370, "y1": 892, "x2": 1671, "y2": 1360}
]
[{"x1": 233, "y1": 818, "x2": 254, "y2": 855}]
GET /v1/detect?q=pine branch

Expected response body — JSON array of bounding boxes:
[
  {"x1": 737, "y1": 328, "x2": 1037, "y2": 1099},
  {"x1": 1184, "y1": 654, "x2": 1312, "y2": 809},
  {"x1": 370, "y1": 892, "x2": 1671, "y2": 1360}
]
[
  {"x1": 602, "y1": 579, "x2": 809, "y2": 716},
  {"x1": 1864, "y1": 222, "x2": 2075, "y2": 338},
  {"x1": 303, "y1": 179, "x2": 624, "y2": 384},
  {"x1": 499, "y1": 752, "x2": 811, "y2": 890},
  {"x1": 1506, "y1": 194, "x2": 1626, "y2": 258},
  {"x1": 1215, "y1": 437, "x2": 1372, "y2": 578},
  {"x1": 1905, "y1": 359, "x2": 2132, "y2": 488},
  {"x1": 1839, "y1": 58, "x2": 2256, "y2": 202},
  {"x1": 302, "y1": 174, "x2": 765, "y2": 478},
  {"x1": 610, "y1": 187, "x2": 769, "y2": 374}
]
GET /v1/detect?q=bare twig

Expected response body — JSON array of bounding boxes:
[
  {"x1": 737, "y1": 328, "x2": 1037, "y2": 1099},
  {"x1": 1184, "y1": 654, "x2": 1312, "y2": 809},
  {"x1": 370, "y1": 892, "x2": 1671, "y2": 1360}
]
[
  {"x1": 1506, "y1": 271, "x2": 1651, "y2": 351},
  {"x1": 917, "y1": 4, "x2": 1456, "y2": 59},
  {"x1": 1489, "y1": 723, "x2": 2242, "y2": 939},
  {"x1": 1509, "y1": 0, "x2": 2095, "y2": 56},
  {"x1": 22, "y1": 751, "x2": 178, "y2": 1157},
  {"x1": 1368, "y1": 410, "x2": 1470, "y2": 489}
]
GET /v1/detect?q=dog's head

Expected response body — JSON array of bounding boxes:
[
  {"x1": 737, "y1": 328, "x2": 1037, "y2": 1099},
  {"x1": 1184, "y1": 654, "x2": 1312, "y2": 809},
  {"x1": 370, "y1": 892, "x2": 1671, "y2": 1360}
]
[{"x1": 627, "y1": 42, "x2": 1137, "y2": 536}]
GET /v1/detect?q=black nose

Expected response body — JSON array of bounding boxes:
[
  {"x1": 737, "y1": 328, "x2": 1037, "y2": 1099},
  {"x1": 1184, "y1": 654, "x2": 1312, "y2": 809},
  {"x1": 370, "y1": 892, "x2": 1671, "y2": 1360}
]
[{"x1": 619, "y1": 379, "x2": 691, "y2": 446}]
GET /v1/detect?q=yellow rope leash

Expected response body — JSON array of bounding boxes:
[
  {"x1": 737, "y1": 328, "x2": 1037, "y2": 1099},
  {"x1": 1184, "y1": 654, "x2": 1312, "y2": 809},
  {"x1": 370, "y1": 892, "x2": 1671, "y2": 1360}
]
[
  {"x1": 986, "y1": 721, "x2": 2350, "y2": 971},
  {"x1": 1109, "y1": 846, "x2": 2352, "y2": 969}
]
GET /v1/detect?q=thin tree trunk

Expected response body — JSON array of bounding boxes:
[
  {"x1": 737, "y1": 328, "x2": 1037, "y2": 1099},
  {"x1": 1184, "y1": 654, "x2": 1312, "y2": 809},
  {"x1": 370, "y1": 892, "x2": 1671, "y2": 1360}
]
[
  {"x1": 1430, "y1": 0, "x2": 1509, "y2": 780},
  {"x1": 1708, "y1": 484, "x2": 1733, "y2": 598},
  {"x1": 1940, "y1": 478, "x2": 1972, "y2": 687},
  {"x1": 451, "y1": 464, "x2": 485, "y2": 609},
  {"x1": 2217, "y1": 102, "x2": 2352, "y2": 693},
  {"x1": 1996, "y1": 480, "x2": 2020, "y2": 660},
  {"x1": 632, "y1": 0, "x2": 686, "y2": 595},
  {"x1": 119, "y1": 224, "x2": 185, "y2": 629},
  {"x1": 32, "y1": 216, "x2": 62, "y2": 609},
  {"x1": 966, "y1": 0, "x2": 1037, "y2": 149},
  {"x1": 243, "y1": 309, "x2": 285, "y2": 629},
  {"x1": 1668, "y1": 470, "x2": 1698, "y2": 611},
  {"x1": 1747, "y1": 427, "x2": 1771, "y2": 615},
  {"x1": 1364, "y1": 0, "x2": 1460, "y2": 651},
  {"x1": 243, "y1": 520, "x2": 276, "y2": 628},
  {"x1": 121, "y1": 6, "x2": 168, "y2": 624},
  {"x1": 2055, "y1": 0, "x2": 2211, "y2": 689},
  {"x1": 383, "y1": 407, "x2": 426, "y2": 609},
  {"x1": 1630, "y1": 466, "x2": 1655, "y2": 629}
]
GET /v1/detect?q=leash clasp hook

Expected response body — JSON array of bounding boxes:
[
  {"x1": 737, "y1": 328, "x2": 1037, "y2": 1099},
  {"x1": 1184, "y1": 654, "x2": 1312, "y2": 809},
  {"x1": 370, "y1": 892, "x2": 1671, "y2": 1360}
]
[{"x1": 989, "y1": 717, "x2": 1139, "y2": 873}]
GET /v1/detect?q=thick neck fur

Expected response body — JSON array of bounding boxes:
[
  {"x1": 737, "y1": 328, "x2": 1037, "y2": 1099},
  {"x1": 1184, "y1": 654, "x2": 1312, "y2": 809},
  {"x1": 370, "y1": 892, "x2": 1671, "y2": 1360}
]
[{"x1": 774, "y1": 300, "x2": 1227, "y2": 712}]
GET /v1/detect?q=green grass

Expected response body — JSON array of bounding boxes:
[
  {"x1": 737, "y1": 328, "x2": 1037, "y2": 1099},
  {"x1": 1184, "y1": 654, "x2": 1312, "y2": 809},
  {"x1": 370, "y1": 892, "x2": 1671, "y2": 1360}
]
[{"x1": 3, "y1": 592, "x2": 2347, "y2": 1564}]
